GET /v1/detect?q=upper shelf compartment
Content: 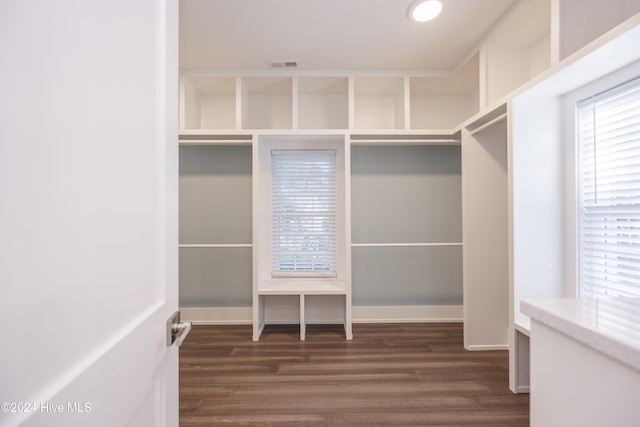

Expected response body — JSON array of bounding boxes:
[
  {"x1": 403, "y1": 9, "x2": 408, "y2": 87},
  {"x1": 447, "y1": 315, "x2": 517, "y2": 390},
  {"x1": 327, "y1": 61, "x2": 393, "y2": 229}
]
[
  {"x1": 353, "y1": 77, "x2": 406, "y2": 130},
  {"x1": 298, "y1": 77, "x2": 349, "y2": 129},
  {"x1": 241, "y1": 77, "x2": 293, "y2": 129},
  {"x1": 180, "y1": 76, "x2": 237, "y2": 130},
  {"x1": 179, "y1": 72, "x2": 480, "y2": 133},
  {"x1": 482, "y1": 0, "x2": 552, "y2": 107},
  {"x1": 558, "y1": 0, "x2": 640, "y2": 60},
  {"x1": 410, "y1": 53, "x2": 479, "y2": 130}
]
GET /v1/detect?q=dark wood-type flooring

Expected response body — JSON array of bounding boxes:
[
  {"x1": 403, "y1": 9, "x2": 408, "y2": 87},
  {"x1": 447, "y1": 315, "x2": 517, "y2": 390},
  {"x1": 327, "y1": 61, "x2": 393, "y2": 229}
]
[{"x1": 179, "y1": 323, "x2": 529, "y2": 426}]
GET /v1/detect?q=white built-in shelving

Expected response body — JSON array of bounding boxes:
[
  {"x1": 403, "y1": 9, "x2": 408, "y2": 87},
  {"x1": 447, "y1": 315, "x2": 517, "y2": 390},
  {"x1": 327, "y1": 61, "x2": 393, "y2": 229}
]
[
  {"x1": 411, "y1": 53, "x2": 480, "y2": 129},
  {"x1": 558, "y1": 0, "x2": 640, "y2": 60},
  {"x1": 179, "y1": 69, "x2": 480, "y2": 133},
  {"x1": 241, "y1": 77, "x2": 292, "y2": 129},
  {"x1": 178, "y1": 0, "x2": 640, "y2": 346},
  {"x1": 178, "y1": 0, "x2": 640, "y2": 137},
  {"x1": 461, "y1": 105, "x2": 509, "y2": 353},
  {"x1": 177, "y1": 0, "x2": 554, "y2": 135},
  {"x1": 506, "y1": 13, "x2": 640, "y2": 393},
  {"x1": 352, "y1": 77, "x2": 406, "y2": 130},
  {"x1": 298, "y1": 76, "x2": 349, "y2": 129},
  {"x1": 350, "y1": 142, "x2": 463, "y2": 309},
  {"x1": 178, "y1": 143, "x2": 253, "y2": 309},
  {"x1": 180, "y1": 76, "x2": 237, "y2": 130},
  {"x1": 481, "y1": 0, "x2": 552, "y2": 107},
  {"x1": 252, "y1": 134, "x2": 351, "y2": 341}
]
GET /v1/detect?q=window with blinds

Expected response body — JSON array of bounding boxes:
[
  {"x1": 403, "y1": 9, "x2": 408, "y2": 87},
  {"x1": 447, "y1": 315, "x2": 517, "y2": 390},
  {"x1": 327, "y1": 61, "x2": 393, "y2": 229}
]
[
  {"x1": 271, "y1": 150, "x2": 337, "y2": 277},
  {"x1": 577, "y1": 76, "x2": 640, "y2": 298}
]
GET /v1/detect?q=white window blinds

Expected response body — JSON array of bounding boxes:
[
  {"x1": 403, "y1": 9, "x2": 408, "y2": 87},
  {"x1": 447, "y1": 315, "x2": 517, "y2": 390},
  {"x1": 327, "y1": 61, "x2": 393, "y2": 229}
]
[
  {"x1": 577, "y1": 77, "x2": 640, "y2": 298},
  {"x1": 271, "y1": 150, "x2": 337, "y2": 277}
]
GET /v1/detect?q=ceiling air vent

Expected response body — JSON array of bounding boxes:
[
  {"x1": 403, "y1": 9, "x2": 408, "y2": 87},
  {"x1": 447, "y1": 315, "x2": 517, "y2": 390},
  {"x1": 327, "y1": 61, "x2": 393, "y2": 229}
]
[{"x1": 268, "y1": 60, "x2": 299, "y2": 69}]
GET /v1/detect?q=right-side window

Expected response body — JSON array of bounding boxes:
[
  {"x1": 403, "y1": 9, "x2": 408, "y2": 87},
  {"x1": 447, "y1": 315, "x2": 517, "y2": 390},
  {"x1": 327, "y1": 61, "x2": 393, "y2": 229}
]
[{"x1": 577, "y1": 77, "x2": 640, "y2": 298}]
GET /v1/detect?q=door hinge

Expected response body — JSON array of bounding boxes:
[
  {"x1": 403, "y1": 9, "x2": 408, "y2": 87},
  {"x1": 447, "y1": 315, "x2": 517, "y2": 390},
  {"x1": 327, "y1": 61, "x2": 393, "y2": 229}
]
[{"x1": 167, "y1": 311, "x2": 192, "y2": 347}]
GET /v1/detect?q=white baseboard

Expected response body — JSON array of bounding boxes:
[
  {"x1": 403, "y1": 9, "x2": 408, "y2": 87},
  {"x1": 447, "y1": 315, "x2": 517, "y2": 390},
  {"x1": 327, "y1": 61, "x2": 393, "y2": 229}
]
[
  {"x1": 465, "y1": 344, "x2": 510, "y2": 351},
  {"x1": 181, "y1": 307, "x2": 253, "y2": 325},
  {"x1": 352, "y1": 305, "x2": 463, "y2": 323},
  {"x1": 181, "y1": 305, "x2": 463, "y2": 325}
]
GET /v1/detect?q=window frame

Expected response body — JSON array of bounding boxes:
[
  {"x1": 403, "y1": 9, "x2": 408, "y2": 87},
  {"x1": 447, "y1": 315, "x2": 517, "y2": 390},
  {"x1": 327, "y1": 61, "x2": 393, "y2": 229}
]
[
  {"x1": 576, "y1": 76, "x2": 640, "y2": 299},
  {"x1": 254, "y1": 134, "x2": 347, "y2": 289},
  {"x1": 564, "y1": 63, "x2": 640, "y2": 300},
  {"x1": 270, "y1": 149, "x2": 338, "y2": 278}
]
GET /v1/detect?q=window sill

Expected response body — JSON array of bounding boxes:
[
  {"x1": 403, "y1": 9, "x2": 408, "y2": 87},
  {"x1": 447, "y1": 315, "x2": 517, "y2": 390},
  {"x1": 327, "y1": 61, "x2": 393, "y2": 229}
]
[{"x1": 258, "y1": 280, "x2": 348, "y2": 295}]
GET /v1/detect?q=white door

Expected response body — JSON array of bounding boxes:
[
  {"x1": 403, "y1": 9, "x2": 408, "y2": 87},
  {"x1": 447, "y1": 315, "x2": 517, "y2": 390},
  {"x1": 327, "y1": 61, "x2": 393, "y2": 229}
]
[{"x1": 0, "y1": 0, "x2": 180, "y2": 426}]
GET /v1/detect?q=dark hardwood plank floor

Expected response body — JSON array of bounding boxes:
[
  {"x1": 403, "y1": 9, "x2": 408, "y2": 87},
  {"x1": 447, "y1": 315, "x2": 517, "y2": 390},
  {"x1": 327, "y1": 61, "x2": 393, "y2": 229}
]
[{"x1": 179, "y1": 323, "x2": 529, "y2": 426}]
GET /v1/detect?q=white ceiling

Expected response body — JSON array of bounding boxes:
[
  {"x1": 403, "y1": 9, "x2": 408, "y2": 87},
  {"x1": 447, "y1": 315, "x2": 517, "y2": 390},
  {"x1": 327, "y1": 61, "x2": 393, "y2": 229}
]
[{"x1": 179, "y1": 0, "x2": 520, "y2": 73}]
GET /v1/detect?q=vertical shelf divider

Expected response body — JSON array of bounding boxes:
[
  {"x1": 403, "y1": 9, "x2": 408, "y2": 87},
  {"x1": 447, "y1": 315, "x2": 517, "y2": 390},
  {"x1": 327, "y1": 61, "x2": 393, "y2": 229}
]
[
  {"x1": 291, "y1": 76, "x2": 299, "y2": 130},
  {"x1": 235, "y1": 76, "x2": 242, "y2": 130},
  {"x1": 403, "y1": 76, "x2": 411, "y2": 130},
  {"x1": 299, "y1": 294, "x2": 306, "y2": 341},
  {"x1": 348, "y1": 76, "x2": 356, "y2": 130}
]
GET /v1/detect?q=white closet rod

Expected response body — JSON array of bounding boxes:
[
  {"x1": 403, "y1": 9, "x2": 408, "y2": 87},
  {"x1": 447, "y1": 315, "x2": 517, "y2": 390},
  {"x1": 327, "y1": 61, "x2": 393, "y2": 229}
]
[
  {"x1": 351, "y1": 242, "x2": 462, "y2": 247},
  {"x1": 179, "y1": 244, "x2": 253, "y2": 248},
  {"x1": 179, "y1": 140, "x2": 253, "y2": 146},
  {"x1": 350, "y1": 139, "x2": 458, "y2": 145},
  {"x1": 468, "y1": 113, "x2": 508, "y2": 136}
]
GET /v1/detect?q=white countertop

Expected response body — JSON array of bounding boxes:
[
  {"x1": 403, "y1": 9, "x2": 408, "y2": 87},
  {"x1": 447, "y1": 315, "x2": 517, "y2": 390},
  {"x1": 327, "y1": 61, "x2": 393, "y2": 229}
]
[{"x1": 521, "y1": 297, "x2": 640, "y2": 372}]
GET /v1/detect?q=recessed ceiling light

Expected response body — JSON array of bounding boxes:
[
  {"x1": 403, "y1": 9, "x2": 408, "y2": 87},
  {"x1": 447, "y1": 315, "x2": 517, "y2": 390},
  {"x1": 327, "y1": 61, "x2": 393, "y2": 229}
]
[{"x1": 409, "y1": 0, "x2": 442, "y2": 23}]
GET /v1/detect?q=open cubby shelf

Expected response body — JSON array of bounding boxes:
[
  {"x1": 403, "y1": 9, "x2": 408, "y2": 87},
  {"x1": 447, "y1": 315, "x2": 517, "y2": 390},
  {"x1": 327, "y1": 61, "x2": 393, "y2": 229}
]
[{"x1": 180, "y1": 73, "x2": 482, "y2": 132}]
